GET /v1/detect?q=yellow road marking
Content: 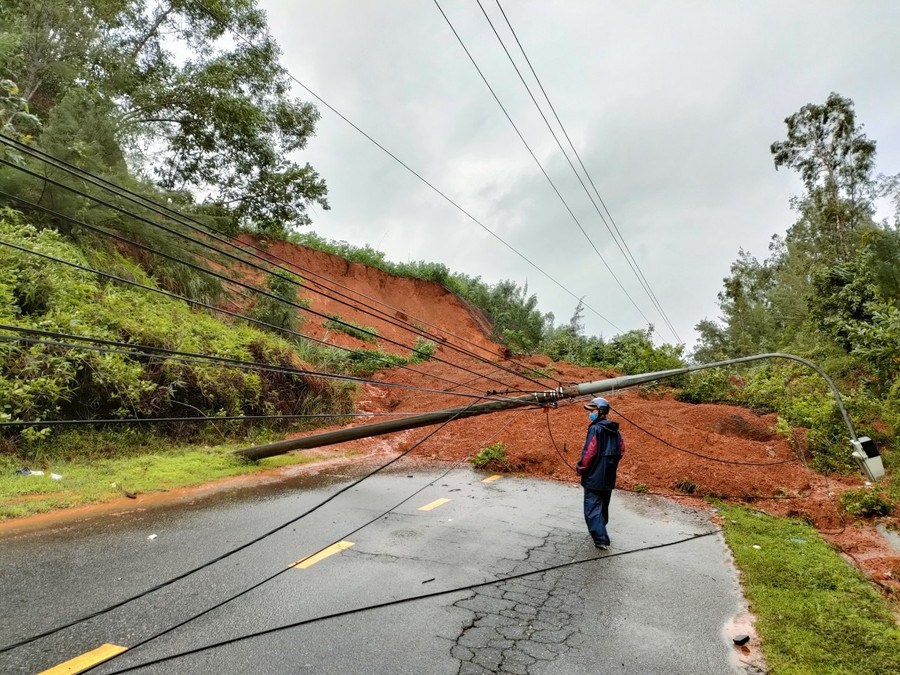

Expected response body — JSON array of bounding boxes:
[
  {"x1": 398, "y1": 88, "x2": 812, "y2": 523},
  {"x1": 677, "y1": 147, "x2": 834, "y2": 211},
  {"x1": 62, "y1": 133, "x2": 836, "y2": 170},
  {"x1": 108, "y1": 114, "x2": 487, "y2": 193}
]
[
  {"x1": 418, "y1": 498, "x2": 450, "y2": 511},
  {"x1": 289, "y1": 540, "x2": 354, "y2": 569},
  {"x1": 38, "y1": 643, "x2": 128, "y2": 675},
  {"x1": 482, "y1": 475, "x2": 503, "y2": 483}
]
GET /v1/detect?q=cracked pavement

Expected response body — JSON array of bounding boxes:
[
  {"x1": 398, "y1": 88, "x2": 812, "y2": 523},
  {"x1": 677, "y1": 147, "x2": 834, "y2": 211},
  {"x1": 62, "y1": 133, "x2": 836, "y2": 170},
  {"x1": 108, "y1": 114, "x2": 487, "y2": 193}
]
[
  {"x1": 450, "y1": 529, "x2": 591, "y2": 674},
  {"x1": 0, "y1": 462, "x2": 746, "y2": 674}
]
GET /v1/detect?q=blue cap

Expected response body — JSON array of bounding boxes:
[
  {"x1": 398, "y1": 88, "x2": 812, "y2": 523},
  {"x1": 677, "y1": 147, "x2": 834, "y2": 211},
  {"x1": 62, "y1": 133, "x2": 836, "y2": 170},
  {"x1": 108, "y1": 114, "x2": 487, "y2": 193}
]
[{"x1": 584, "y1": 397, "x2": 610, "y2": 411}]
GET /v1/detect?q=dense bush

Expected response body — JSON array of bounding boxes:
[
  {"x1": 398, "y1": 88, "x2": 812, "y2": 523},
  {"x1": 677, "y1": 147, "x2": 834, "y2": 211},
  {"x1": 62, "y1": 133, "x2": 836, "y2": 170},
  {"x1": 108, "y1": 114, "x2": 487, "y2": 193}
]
[
  {"x1": 839, "y1": 488, "x2": 894, "y2": 517},
  {"x1": 0, "y1": 210, "x2": 352, "y2": 451},
  {"x1": 248, "y1": 271, "x2": 309, "y2": 333}
]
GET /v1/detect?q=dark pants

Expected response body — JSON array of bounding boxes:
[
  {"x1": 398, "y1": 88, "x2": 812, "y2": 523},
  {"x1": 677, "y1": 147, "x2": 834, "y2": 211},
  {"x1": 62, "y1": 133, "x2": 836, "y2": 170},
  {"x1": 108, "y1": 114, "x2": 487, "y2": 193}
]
[{"x1": 583, "y1": 488, "x2": 613, "y2": 546}]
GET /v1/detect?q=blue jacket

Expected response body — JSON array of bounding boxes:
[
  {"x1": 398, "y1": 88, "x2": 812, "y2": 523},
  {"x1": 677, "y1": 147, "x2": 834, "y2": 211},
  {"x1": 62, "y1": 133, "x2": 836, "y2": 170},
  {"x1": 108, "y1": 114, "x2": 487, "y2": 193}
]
[{"x1": 576, "y1": 418, "x2": 623, "y2": 490}]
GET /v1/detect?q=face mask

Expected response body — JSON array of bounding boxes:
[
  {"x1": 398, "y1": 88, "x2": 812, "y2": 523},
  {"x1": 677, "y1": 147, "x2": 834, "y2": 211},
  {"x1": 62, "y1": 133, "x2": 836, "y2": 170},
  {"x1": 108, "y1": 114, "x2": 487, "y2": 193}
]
[{"x1": 589, "y1": 412, "x2": 598, "y2": 422}]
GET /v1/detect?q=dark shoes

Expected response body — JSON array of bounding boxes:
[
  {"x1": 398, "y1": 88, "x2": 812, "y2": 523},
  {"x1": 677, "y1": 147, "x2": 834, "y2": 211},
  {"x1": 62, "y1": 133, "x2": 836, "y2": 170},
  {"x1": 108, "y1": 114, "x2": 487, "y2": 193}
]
[{"x1": 594, "y1": 542, "x2": 609, "y2": 551}]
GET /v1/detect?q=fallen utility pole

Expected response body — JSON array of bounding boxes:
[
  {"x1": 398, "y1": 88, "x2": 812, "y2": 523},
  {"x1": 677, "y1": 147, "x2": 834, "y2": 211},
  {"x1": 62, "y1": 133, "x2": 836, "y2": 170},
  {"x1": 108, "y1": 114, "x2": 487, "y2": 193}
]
[{"x1": 233, "y1": 353, "x2": 883, "y2": 481}]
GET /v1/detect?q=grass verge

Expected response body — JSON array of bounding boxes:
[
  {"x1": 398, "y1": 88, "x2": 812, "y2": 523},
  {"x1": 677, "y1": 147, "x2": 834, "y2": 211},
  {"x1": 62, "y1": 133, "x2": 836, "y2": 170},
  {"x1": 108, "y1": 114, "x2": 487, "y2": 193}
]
[
  {"x1": 720, "y1": 504, "x2": 900, "y2": 674},
  {"x1": 0, "y1": 430, "x2": 352, "y2": 520}
]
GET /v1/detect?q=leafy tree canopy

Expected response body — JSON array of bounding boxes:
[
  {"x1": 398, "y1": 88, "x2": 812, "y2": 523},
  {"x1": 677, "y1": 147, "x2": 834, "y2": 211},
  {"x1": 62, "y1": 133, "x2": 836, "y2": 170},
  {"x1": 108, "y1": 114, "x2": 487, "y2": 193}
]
[
  {"x1": 771, "y1": 92, "x2": 876, "y2": 263},
  {"x1": 0, "y1": 0, "x2": 328, "y2": 235}
]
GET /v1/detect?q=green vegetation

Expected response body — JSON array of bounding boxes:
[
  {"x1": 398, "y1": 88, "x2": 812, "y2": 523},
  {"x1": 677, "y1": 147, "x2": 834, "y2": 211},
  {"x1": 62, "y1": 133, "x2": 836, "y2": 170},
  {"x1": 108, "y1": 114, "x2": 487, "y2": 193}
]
[
  {"x1": 249, "y1": 272, "x2": 310, "y2": 334},
  {"x1": 839, "y1": 488, "x2": 894, "y2": 518},
  {"x1": 324, "y1": 314, "x2": 379, "y2": 344},
  {"x1": 0, "y1": 430, "x2": 353, "y2": 519},
  {"x1": 0, "y1": 0, "x2": 328, "y2": 236},
  {"x1": 673, "y1": 479, "x2": 697, "y2": 494},
  {"x1": 688, "y1": 93, "x2": 900, "y2": 474},
  {"x1": 0, "y1": 209, "x2": 353, "y2": 455},
  {"x1": 721, "y1": 505, "x2": 900, "y2": 674},
  {"x1": 470, "y1": 441, "x2": 510, "y2": 471}
]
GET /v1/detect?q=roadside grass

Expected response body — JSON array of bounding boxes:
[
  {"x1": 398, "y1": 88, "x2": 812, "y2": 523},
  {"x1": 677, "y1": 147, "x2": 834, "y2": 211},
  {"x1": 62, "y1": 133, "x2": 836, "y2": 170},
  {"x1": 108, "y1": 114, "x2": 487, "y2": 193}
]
[
  {"x1": 719, "y1": 504, "x2": 900, "y2": 674},
  {"x1": 0, "y1": 430, "x2": 352, "y2": 520}
]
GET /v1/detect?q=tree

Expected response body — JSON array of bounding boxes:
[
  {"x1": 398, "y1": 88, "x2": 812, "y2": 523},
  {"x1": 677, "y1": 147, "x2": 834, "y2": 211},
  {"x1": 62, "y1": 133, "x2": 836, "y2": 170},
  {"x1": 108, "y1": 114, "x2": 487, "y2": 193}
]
[
  {"x1": 771, "y1": 93, "x2": 876, "y2": 262},
  {"x1": 715, "y1": 249, "x2": 779, "y2": 356},
  {"x1": 0, "y1": 78, "x2": 40, "y2": 157},
  {"x1": 1, "y1": 0, "x2": 328, "y2": 235}
]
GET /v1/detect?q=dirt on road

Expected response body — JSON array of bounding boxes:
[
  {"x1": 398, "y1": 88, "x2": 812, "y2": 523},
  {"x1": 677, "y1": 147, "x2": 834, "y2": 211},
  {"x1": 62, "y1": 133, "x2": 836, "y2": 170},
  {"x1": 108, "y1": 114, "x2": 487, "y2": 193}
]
[
  {"x1": 8, "y1": 237, "x2": 900, "y2": 592},
  {"x1": 249, "y1": 238, "x2": 900, "y2": 594}
]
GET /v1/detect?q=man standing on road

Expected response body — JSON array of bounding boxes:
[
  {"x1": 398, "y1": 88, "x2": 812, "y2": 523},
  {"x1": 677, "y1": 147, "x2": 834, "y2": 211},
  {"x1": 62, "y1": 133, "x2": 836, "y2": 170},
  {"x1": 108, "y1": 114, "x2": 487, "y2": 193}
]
[{"x1": 575, "y1": 397, "x2": 624, "y2": 550}]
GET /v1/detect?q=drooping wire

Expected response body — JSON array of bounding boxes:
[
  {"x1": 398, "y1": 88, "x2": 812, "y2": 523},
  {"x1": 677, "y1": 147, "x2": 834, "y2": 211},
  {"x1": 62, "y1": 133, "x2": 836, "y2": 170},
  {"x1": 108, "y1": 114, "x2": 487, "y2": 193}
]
[
  {"x1": 0, "y1": 168, "x2": 540, "y2": 394},
  {"x1": 0, "y1": 134, "x2": 520, "y2": 367},
  {"x1": 610, "y1": 405, "x2": 798, "y2": 467},
  {"x1": 433, "y1": 0, "x2": 657, "y2": 332},
  {"x1": 482, "y1": 0, "x2": 682, "y2": 343},
  {"x1": 73, "y1": 406, "x2": 528, "y2": 674},
  {"x1": 0, "y1": 396, "x2": 487, "y2": 655},
  {"x1": 0, "y1": 137, "x2": 557, "y2": 390},
  {"x1": 0, "y1": 325, "x2": 510, "y2": 402},
  {"x1": 98, "y1": 531, "x2": 721, "y2": 675},
  {"x1": 544, "y1": 407, "x2": 575, "y2": 471},
  {"x1": 0, "y1": 238, "x2": 512, "y2": 397}
]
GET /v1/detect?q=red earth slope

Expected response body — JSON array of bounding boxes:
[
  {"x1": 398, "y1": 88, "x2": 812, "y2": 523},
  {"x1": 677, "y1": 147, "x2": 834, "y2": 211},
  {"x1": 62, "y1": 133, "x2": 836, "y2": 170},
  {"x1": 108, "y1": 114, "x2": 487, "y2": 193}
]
[{"x1": 253, "y1": 237, "x2": 900, "y2": 593}]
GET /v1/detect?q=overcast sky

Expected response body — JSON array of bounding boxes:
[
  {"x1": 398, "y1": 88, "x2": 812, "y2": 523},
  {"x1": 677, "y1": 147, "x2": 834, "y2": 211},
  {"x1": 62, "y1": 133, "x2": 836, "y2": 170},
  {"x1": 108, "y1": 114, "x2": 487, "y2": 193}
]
[{"x1": 260, "y1": 0, "x2": 900, "y2": 349}]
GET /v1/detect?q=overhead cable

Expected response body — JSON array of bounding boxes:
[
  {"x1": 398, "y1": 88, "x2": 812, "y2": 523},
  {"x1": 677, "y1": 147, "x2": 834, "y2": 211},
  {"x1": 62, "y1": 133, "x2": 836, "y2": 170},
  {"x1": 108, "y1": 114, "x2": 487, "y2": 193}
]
[
  {"x1": 483, "y1": 0, "x2": 682, "y2": 342},
  {"x1": 98, "y1": 530, "x2": 720, "y2": 675},
  {"x1": 0, "y1": 135, "x2": 555, "y2": 389},
  {"x1": 0, "y1": 238, "x2": 514, "y2": 397},
  {"x1": 433, "y1": 0, "x2": 656, "y2": 332},
  {"x1": 0, "y1": 164, "x2": 539, "y2": 394}
]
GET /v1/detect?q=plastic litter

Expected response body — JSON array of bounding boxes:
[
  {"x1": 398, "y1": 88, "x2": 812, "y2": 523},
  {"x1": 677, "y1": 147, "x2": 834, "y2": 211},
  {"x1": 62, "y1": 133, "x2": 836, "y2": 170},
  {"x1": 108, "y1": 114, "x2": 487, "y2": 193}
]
[
  {"x1": 147, "y1": 534, "x2": 157, "y2": 540},
  {"x1": 15, "y1": 466, "x2": 31, "y2": 475},
  {"x1": 789, "y1": 538, "x2": 807, "y2": 544},
  {"x1": 29, "y1": 470, "x2": 44, "y2": 476},
  {"x1": 50, "y1": 473, "x2": 62, "y2": 480},
  {"x1": 752, "y1": 545, "x2": 761, "y2": 550}
]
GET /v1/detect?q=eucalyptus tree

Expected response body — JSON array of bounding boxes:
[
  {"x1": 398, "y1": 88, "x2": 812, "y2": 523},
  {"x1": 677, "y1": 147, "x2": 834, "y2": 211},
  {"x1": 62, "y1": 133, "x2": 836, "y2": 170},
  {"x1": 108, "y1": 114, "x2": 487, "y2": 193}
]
[{"x1": 771, "y1": 92, "x2": 876, "y2": 264}]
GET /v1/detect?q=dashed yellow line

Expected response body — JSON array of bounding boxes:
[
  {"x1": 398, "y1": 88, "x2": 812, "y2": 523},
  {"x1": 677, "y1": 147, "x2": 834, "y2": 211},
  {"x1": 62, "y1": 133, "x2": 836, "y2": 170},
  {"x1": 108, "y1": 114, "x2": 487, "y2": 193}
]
[
  {"x1": 38, "y1": 643, "x2": 128, "y2": 675},
  {"x1": 482, "y1": 475, "x2": 503, "y2": 483},
  {"x1": 418, "y1": 498, "x2": 450, "y2": 511},
  {"x1": 289, "y1": 541, "x2": 355, "y2": 569}
]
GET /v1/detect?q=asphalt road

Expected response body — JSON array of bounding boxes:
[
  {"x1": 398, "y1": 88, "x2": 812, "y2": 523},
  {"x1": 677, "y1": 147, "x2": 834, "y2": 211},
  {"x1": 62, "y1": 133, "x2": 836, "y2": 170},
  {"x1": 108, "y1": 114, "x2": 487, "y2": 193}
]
[{"x1": 0, "y1": 461, "x2": 747, "y2": 674}]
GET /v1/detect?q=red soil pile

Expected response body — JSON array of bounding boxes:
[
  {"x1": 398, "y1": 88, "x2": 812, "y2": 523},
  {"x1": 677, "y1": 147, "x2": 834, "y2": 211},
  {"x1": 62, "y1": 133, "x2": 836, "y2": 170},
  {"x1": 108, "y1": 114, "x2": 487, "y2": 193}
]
[{"x1": 245, "y1": 238, "x2": 900, "y2": 594}]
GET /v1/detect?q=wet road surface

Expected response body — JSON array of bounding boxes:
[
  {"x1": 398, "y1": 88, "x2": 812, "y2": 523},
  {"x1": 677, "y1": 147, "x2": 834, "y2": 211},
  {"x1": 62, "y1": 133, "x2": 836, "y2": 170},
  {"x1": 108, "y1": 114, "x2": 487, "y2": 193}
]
[{"x1": 0, "y1": 461, "x2": 746, "y2": 674}]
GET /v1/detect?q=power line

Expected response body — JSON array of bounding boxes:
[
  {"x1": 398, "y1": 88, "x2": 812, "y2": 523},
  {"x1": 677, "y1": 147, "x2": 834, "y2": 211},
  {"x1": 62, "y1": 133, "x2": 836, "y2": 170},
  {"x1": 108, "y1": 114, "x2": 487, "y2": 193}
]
[
  {"x1": 433, "y1": 0, "x2": 658, "y2": 333},
  {"x1": 0, "y1": 238, "x2": 515, "y2": 397},
  {"x1": 0, "y1": 162, "x2": 541, "y2": 394},
  {"x1": 610, "y1": 405, "x2": 798, "y2": 467},
  {"x1": 0, "y1": 133, "x2": 557, "y2": 389},
  {"x1": 483, "y1": 0, "x2": 682, "y2": 343},
  {"x1": 98, "y1": 530, "x2": 720, "y2": 675},
  {"x1": 0, "y1": 330, "x2": 517, "y2": 406},
  {"x1": 0, "y1": 397, "x2": 487, "y2": 655},
  {"x1": 0, "y1": 182, "x2": 533, "y2": 396}
]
